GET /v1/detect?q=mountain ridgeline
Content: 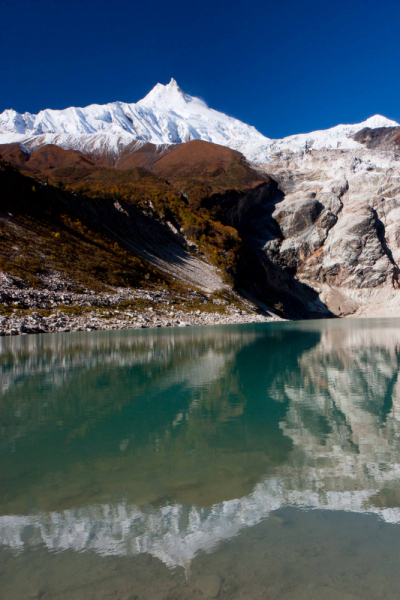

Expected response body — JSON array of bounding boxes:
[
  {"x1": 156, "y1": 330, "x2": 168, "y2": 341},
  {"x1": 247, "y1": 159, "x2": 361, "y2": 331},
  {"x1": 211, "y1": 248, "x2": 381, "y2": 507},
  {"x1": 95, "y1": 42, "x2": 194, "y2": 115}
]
[{"x1": 1, "y1": 80, "x2": 400, "y2": 322}]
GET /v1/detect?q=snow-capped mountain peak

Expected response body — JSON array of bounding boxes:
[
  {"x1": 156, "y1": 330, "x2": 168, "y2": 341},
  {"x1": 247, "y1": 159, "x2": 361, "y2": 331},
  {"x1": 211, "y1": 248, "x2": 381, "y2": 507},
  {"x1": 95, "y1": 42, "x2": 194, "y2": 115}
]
[
  {"x1": 0, "y1": 80, "x2": 399, "y2": 163},
  {"x1": 136, "y1": 79, "x2": 214, "y2": 129},
  {"x1": 138, "y1": 78, "x2": 201, "y2": 109},
  {"x1": 0, "y1": 80, "x2": 271, "y2": 159},
  {"x1": 361, "y1": 114, "x2": 398, "y2": 129}
]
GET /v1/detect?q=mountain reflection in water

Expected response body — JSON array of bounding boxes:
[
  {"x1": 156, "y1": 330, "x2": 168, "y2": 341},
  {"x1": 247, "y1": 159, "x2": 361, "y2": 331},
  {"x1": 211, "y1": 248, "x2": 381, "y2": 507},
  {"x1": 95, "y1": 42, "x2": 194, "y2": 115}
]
[{"x1": 1, "y1": 320, "x2": 400, "y2": 571}]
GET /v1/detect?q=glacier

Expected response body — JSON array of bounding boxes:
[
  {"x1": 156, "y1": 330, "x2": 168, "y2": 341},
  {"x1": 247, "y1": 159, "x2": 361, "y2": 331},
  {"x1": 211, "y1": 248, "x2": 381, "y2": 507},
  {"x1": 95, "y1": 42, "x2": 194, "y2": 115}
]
[{"x1": 0, "y1": 78, "x2": 398, "y2": 163}]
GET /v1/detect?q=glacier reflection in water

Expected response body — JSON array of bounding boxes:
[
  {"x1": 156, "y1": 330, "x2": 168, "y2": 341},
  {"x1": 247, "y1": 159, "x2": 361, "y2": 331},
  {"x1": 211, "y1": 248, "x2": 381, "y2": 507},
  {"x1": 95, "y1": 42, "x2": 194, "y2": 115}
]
[{"x1": 2, "y1": 320, "x2": 400, "y2": 583}]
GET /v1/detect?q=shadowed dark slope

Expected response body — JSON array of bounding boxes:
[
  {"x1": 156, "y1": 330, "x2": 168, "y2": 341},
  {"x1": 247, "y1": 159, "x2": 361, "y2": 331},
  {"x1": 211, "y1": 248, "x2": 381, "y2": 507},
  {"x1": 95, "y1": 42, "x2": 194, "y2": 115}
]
[{"x1": 0, "y1": 161, "x2": 224, "y2": 292}]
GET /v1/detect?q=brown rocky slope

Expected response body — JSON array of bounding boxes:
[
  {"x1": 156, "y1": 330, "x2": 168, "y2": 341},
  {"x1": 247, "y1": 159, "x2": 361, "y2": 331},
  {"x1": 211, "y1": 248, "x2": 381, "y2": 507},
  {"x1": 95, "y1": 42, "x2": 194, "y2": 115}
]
[{"x1": 0, "y1": 146, "x2": 283, "y2": 336}]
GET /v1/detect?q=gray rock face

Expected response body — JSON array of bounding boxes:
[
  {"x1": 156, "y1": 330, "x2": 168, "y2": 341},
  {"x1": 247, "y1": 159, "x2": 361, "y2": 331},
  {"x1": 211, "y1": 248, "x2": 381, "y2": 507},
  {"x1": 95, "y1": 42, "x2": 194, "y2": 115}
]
[
  {"x1": 256, "y1": 145, "x2": 400, "y2": 317},
  {"x1": 273, "y1": 196, "x2": 337, "y2": 268}
]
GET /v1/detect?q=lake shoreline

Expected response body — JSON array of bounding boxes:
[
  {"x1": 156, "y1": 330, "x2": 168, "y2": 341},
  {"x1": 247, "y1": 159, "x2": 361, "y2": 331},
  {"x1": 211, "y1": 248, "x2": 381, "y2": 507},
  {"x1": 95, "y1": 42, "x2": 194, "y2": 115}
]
[
  {"x1": 0, "y1": 273, "x2": 282, "y2": 336},
  {"x1": 0, "y1": 308, "x2": 281, "y2": 336}
]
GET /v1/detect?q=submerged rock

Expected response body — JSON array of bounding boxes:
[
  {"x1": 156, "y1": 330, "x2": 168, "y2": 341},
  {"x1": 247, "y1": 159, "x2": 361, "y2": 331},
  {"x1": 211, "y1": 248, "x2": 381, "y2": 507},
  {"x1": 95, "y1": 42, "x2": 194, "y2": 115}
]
[{"x1": 195, "y1": 574, "x2": 222, "y2": 598}]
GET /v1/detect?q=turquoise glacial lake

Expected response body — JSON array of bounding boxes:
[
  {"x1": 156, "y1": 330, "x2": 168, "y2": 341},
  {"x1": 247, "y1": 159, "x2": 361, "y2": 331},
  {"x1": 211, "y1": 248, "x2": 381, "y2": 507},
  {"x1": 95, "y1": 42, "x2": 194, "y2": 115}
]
[{"x1": 2, "y1": 320, "x2": 400, "y2": 599}]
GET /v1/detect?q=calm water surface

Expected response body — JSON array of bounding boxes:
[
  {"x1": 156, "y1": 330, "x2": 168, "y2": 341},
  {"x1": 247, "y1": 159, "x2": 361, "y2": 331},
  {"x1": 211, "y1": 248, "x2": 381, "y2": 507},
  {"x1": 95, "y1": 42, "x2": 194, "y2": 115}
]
[{"x1": 1, "y1": 319, "x2": 400, "y2": 599}]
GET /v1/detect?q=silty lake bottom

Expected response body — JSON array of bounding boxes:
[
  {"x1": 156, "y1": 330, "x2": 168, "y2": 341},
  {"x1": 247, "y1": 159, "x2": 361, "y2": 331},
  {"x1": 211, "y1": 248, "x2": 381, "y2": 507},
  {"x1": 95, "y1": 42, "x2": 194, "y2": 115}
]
[{"x1": 2, "y1": 321, "x2": 400, "y2": 599}]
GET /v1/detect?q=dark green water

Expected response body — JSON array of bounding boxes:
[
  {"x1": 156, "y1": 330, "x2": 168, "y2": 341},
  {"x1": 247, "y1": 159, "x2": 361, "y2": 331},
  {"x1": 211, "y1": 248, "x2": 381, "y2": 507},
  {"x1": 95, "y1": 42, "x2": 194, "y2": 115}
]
[{"x1": 2, "y1": 320, "x2": 400, "y2": 599}]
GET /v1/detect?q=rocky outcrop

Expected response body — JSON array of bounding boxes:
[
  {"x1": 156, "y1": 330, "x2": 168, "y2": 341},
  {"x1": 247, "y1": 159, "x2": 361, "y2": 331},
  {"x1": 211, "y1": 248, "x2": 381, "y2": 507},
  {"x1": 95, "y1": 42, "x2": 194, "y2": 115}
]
[
  {"x1": 203, "y1": 181, "x2": 340, "y2": 318},
  {"x1": 353, "y1": 126, "x2": 400, "y2": 151},
  {"x1": 252, "y1": 146, "x2": 400, "y2": 317},
  {"x1": 199, "y1": 138, "x2": 400, "y2": 319}
]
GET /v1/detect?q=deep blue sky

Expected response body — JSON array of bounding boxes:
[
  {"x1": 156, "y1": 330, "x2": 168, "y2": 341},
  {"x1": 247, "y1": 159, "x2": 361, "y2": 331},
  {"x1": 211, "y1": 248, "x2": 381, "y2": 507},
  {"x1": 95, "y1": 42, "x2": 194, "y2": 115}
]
[{"x1": 1, "y1": 0, "x2": 399, "y2": 138}]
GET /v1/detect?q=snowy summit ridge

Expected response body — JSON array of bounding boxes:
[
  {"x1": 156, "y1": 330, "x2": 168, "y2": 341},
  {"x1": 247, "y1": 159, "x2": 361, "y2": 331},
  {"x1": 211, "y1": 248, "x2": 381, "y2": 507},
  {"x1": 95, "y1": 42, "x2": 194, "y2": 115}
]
[{"x1": 0, "y1": 79, "x2": 398, "y2": 163}]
